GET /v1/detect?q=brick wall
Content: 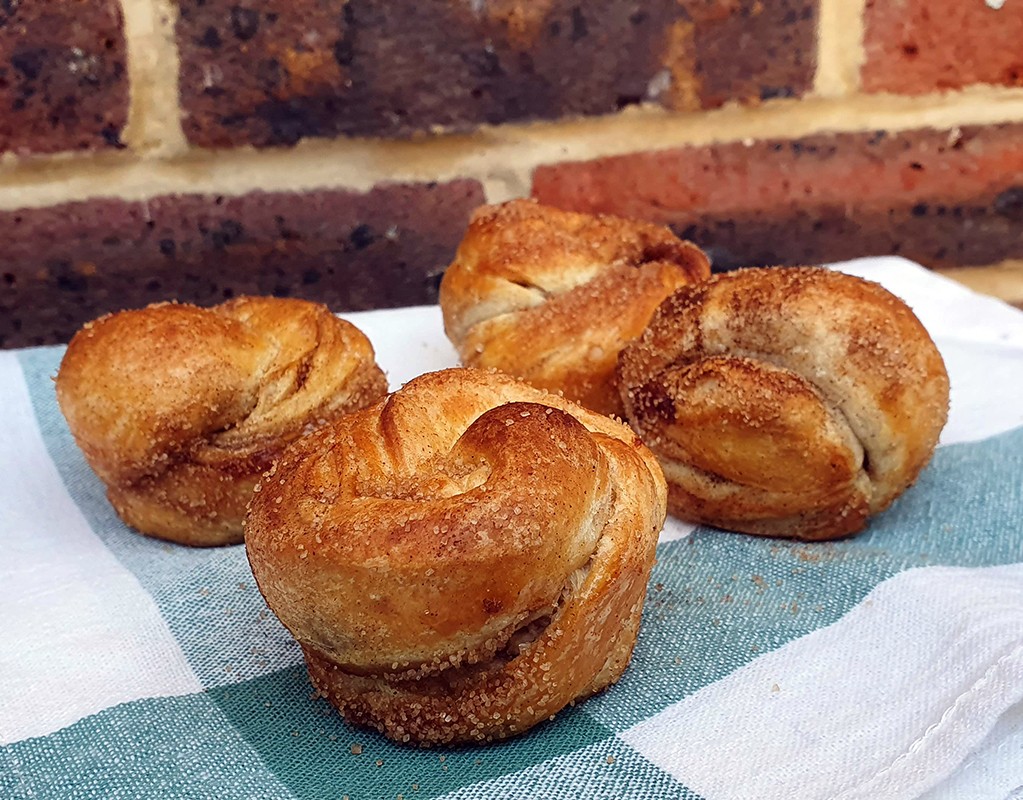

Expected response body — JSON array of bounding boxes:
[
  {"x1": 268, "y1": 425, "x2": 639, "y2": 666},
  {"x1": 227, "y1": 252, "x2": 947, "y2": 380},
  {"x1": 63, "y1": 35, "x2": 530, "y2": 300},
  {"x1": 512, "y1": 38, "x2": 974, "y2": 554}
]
[{"x1": 2, "y1": 0, "x2": 1023, "y2": 347}]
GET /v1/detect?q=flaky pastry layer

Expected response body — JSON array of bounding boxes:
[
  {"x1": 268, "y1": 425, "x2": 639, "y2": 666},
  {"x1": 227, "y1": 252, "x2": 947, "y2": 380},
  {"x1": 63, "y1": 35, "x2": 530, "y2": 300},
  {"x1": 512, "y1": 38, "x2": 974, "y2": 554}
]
[
  {"x1": 56, "y1": 297, "x2": 387, "y2": 546},
  {"x1": 245, "y1": 368, "x2": 667, "y2": 744},
  {"x1": 439, "y1": 199, "x2": 710, "y2": 416},
  {"x1": 618, "y1": 267, "x2": 950, "y2": 540}
]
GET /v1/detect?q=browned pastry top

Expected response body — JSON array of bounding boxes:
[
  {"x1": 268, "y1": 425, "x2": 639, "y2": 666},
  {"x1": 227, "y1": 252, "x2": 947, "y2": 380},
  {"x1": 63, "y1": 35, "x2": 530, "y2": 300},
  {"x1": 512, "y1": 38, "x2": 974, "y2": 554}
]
[
  {"x1": 245, "y1": 367, "x2": 666, "y2": 744},
  {"x1": 439, "y1": 199, "x2": 710, "y2": 416},
  {"x1": 618, "y1": 266, "x2": 950, "y2": 540},
  {"x1": 56, "y1": 297, "x2": 387, "y2": 545}
]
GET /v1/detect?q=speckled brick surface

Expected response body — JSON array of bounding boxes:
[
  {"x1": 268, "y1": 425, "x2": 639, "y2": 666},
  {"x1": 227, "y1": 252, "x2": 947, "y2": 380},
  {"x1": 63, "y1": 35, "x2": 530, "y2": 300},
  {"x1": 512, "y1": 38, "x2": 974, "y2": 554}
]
[
  {"x1": 0, "y1": 0, "x2": 128, "y2": 155},
  {"x1": 532, "y1": 125, "x2": 1023, "y2": 271},
  {"x1": 0, "y1": 180, "x2": 484, "y2": 348},
  {"x1": 663, "y1": 0, "x2": 817, "y2": 110},
  {"x1": 863, "y1": 0, "x2": 1023, "y2": 94},
  {"x1": 176, "y1": 0, "x2": 817, "y2": 148}
]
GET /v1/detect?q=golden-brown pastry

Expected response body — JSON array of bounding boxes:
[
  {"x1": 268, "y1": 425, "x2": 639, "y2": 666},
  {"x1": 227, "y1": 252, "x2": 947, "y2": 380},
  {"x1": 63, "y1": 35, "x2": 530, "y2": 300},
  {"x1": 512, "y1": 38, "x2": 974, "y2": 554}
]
[
  {"x1": 439, "y1": 199, "x2": 710, "y2": 417},
  {"x1": 55, "y1": 297, "x2": 388, "y2": 547},
  {"x1": 617, "y1": 267, "x2": 950, "y2": 541},
  {"x1": 244, "y1": 367, "x2": 666, "y2": 745}
]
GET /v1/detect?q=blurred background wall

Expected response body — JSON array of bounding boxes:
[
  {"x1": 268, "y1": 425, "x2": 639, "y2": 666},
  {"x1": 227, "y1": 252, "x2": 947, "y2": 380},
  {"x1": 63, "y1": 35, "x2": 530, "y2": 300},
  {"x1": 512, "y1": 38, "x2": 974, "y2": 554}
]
[{"x1": 2, "y1": 0, "x2": 1022, "y2": 347}]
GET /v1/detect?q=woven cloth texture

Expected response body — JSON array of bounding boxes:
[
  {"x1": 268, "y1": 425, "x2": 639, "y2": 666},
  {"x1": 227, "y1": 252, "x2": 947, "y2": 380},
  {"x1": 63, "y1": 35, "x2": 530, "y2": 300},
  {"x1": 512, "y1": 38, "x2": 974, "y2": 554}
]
[{"x1": 2, "y1": 258, "x2": 1022, "y2": 800}]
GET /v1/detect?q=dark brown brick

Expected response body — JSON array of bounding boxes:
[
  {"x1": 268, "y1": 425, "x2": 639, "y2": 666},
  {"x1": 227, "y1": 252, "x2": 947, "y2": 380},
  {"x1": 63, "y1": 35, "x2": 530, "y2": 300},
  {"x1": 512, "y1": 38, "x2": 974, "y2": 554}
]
[
  {"x1": 0, "y1": 0, "x2": 128, "y2": 155},
  {"x1": 532, "y1": 125, "x2": 1023, "y2": 272},
  {"x1": 663, "y1": 0, "x2": 818, "y2": 110},
  {"x1": 660, "y1": 200, "x2": 1023, "y2": 273},
  {"x1": 0, "y1": 179, "x2": 484, "y2": 348},
  {"x1": 176, "y1": 0, "x2": 817, "y2": 148}
]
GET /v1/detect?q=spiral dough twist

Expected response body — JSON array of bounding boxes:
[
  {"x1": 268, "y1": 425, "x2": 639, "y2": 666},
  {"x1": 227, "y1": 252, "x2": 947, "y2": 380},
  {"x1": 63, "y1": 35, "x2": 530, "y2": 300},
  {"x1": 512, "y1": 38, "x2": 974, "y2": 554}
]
[
  {"x1": 617, "y1": 267, "x2": 950, "y2": 541},
  {"x1": 56, "y1": 297, "x2": 387, "y2": 546},
  {"x1": 245, "y1": 368, "x2": 667, "y2": 744},
  {"x1": 440, "y1": 199, "x2": 710, "y2": 416}
]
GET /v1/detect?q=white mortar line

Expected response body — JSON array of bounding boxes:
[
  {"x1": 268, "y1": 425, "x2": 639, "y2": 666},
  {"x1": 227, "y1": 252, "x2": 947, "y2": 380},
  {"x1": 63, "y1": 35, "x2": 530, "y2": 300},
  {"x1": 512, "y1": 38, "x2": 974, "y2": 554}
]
[
  {"x1": 814, "y1": 0, "x2": 867, "y2": 97},
  {"x1": 119, "y1": 0, "x2": 188, "y2": 156},
  {"x1": 3, "y1": 87, "x2": 1023, "y2": 211}
]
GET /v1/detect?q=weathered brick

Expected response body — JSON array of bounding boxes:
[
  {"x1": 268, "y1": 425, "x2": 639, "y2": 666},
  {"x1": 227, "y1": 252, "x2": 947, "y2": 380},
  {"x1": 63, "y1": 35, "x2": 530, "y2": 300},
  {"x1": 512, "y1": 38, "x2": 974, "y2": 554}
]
[
  {"x1": 176, "y1": 0, "x2": 817, "y2": 148},
  {"x1": 0, "y1": 0, "x2": 128, "y2": 155},
  {"x1": 863, "y1": 0, "x2": 1023, "y2": 93},
  {"x1": 664, "y1": 0, "x2": 817, "y2": 110},
  {"x1": 0, "y1": 180, "x2": 484, "y2": 348},
  {"x1": 532, "y1": 125, "x2": 1023, "y2": 271}
]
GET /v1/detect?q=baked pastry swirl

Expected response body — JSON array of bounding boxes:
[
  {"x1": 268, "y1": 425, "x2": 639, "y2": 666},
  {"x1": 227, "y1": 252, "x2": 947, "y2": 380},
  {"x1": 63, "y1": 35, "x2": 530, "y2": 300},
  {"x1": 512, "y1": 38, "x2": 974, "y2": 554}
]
[
  {"x1": 55, "y1": 297, "x2": 387, "y2": 546},
  {"x1": 244, "y1": 368, "x2": 667, "y2": 744},
  {"x1": 618, "y1": 267, "x2": 950, "y2": 541},
  {"x1": 439, "y1": 199, "x2": 710, "y2": 417}
]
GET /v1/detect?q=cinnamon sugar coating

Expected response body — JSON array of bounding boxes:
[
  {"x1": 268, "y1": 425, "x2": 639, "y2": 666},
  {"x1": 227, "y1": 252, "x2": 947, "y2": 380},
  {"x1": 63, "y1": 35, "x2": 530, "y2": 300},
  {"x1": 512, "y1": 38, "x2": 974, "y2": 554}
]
[
  {"x1": 56, "y1": 297, "x2": 387, "y2": 546},
  {"x1": 245, "y1": 368, "x2": 666, "y2": 744},
  {"x1": 439, "y1": 200, "x2": 710, "y2": 416},
  {"x1": 618, "y1": 267, "x2": 950, "y2": 541}
]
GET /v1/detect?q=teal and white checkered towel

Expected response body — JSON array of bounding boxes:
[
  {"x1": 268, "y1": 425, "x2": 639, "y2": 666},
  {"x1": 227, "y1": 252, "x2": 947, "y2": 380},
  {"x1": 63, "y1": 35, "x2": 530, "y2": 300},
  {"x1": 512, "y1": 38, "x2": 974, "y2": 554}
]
[{"x1": 2, "y1": 257, "x2": 1021, "y2": 800}]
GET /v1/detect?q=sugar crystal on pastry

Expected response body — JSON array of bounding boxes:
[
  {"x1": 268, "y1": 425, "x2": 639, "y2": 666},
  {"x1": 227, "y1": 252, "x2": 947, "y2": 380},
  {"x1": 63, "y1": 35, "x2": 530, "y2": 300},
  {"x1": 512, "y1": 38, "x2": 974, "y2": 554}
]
[
  {"x1": 56, "y1": 296, "x2": 388, "y2": 546},
  {"x1": 617, "y1": 266, "x2": 950, "y2": 541},
  {"x1": 439, "y1": 199, "x2": 710, "y2": 417},
  {"x1": 244, "y1": 367, "x2": 667, "y2": 745}
]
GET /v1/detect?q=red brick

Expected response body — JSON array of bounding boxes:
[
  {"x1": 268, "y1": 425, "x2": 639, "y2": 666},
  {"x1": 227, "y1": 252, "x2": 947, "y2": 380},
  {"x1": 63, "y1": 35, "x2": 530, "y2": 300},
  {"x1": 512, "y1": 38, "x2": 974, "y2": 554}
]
[
  {"x1": 532, "y1": 125, "x2": 1023, "y2": 271},
  {"x1": 0, "y1": 180, "x2": 484, "y2": 348},
  {"x1": 0, "y1": 0, "x2": 128, "y2": 155},
  {"x1": 863, "y1": 0, "x2": 1023, "y2": 93},
  {"x1": 176, "y1": 0, "x2": 816, "y2": 148}
]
